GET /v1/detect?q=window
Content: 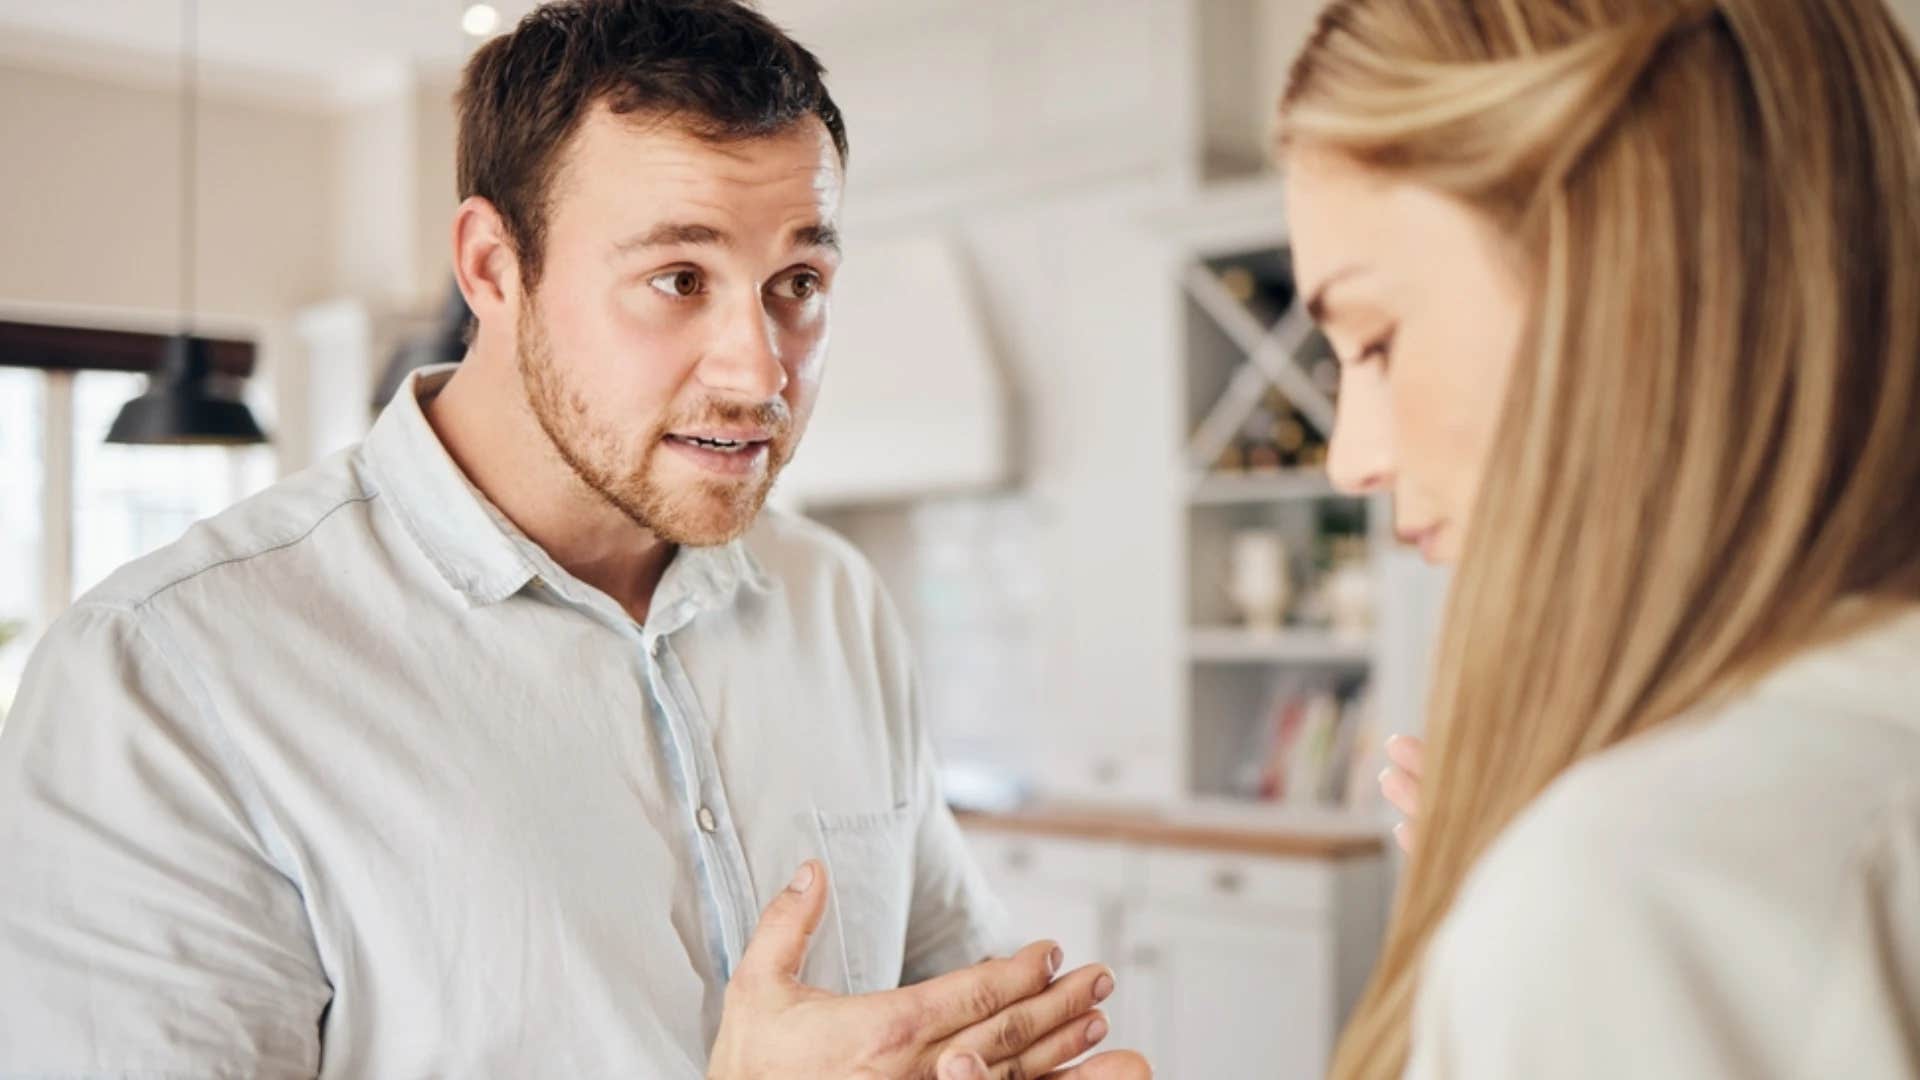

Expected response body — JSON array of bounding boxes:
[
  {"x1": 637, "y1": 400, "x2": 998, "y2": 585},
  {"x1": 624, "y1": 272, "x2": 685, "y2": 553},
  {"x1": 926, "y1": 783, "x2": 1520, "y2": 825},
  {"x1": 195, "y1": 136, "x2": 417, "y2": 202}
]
[
  {"x1": 0, "y1": 368, "x2": 273, "y2": 725},
  {"x1": 0, "y1": 369, "x2": 44, "y2": 717},
  {"x1": 71, "y1": 372, "x2": 275, "y2": 598}
]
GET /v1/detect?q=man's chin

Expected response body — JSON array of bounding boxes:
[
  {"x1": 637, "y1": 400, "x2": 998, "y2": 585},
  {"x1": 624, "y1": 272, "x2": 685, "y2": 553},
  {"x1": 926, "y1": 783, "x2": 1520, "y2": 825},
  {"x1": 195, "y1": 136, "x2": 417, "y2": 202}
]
[{"x1": 641, "y1": 484, "x2": 773, "y2": 548}]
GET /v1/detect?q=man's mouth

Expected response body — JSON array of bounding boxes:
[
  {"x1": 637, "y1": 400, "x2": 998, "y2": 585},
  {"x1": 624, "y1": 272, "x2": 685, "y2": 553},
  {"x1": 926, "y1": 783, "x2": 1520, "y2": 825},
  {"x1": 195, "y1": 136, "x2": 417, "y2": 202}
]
[
  {"x1": 664, "y1": 432, "x2": 772, "y2": 455},
  {"x1": 661, "y1": 429, "x2": 780, "y2": 477}
]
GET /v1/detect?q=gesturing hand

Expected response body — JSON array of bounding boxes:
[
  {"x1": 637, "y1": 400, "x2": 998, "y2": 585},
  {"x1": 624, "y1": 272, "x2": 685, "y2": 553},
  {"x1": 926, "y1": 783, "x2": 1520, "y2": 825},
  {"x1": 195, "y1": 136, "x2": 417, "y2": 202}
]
[{"x1": 709, "y1": 861, "x2": 1131, "y2": 1080}]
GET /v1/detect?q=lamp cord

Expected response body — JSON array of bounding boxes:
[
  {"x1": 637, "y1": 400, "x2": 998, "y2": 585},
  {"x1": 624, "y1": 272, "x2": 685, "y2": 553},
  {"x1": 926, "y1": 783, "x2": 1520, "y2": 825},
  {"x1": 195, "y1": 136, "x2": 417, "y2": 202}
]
[{"x1": 179, "y1": 0, "x2": 198, "y2": 336}]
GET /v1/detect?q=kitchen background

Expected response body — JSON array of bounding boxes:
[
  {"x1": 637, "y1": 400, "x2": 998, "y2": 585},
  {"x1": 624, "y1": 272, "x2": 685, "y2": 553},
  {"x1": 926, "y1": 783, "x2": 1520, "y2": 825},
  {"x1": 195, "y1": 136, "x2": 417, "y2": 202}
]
[{"x1": 5, "y1": 2, "x2": 1916, "y2": 1075}]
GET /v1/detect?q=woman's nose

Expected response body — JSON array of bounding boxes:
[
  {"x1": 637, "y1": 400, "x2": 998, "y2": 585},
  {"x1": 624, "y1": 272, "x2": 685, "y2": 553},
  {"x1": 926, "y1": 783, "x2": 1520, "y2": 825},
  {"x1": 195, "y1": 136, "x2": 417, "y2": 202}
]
[{"x1": 1325, "y1": 373, "x2": 1394, "y2": 496}]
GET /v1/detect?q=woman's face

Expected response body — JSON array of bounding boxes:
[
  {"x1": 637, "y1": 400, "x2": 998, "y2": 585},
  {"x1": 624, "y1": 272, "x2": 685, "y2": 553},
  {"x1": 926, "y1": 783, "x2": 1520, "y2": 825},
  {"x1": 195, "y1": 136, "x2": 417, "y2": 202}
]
[{"x1": 1284, "y1": 148, "x2": 1529, "y2": 565}]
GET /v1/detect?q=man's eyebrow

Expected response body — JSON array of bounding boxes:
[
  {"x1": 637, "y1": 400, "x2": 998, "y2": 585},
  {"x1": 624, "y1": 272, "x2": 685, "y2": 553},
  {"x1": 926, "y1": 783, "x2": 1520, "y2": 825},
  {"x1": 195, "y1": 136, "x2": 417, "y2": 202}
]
[
  {"x1": 793, "y1": 223, "x2": 840, "y2": 253},
  {"x1": 1304, "y1": 265, "x2": 1366, "y2": 322},
  {"x1": 612, "y1": 222, "x2": 731, "y2": 253}
]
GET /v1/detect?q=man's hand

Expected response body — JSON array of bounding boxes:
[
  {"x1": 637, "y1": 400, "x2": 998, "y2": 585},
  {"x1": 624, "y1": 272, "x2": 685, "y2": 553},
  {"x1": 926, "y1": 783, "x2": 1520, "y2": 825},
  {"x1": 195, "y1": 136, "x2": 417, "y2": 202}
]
[
  {"x1": 709, "y1": 861, "x2": 1126, "y2": 1080},
  {"x1": 929, "y1": 1046, "x2": 1152, "y2": 1080},
  {"x1": 1379, "y1": 734, "x2": 1425, "y2": 853}
]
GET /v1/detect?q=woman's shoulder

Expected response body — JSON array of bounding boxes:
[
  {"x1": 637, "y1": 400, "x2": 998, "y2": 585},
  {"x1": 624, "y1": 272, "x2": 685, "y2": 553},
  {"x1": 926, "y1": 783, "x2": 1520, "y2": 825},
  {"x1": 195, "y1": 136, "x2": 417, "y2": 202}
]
[
  {"x1": 1494, "y1": 605, "x2": 1920, "y2": 887},
  {"x1": 1412, "y1": 608, "x2": 1920, "y2": 1078}
]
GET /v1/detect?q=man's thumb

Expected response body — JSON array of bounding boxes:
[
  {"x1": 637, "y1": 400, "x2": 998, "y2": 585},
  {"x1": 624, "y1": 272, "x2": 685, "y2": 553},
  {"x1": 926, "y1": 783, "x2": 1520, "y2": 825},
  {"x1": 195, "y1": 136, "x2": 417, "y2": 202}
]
[{"x1": 737, "y1": 860, "x2": 829, "y2": 984}]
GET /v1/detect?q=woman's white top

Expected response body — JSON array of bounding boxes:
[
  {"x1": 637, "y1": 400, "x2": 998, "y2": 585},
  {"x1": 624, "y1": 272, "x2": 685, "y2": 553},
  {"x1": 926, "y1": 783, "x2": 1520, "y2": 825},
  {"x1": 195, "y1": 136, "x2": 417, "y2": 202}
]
[{"x1": 1408, "y1": 608, "x2": 1920, "y2": 1079}]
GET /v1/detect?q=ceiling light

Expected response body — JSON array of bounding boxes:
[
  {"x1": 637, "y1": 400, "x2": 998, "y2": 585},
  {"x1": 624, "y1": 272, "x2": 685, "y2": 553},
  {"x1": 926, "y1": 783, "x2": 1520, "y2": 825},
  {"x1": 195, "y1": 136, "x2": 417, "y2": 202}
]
[
  {"x1": 107, "y1": 0, "x2": 266, "y2": 446},
  {"x1": 462, "y1": 3, "x2": 500, "y2": 37}
]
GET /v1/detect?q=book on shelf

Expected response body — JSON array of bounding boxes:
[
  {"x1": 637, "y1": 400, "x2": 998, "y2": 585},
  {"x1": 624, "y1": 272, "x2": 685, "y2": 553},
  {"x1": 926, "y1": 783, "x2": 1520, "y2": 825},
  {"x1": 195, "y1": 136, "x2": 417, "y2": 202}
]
[{"x1": 1233, "y1": 676, "x2": 1382, "y2": 812}]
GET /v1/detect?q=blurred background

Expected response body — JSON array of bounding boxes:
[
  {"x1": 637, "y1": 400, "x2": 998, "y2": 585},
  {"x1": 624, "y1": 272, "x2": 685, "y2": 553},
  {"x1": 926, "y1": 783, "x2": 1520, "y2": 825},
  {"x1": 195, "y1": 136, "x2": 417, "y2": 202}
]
[{"x1": 8, "y1": 1, "x2": 1915, "y2": 1074}]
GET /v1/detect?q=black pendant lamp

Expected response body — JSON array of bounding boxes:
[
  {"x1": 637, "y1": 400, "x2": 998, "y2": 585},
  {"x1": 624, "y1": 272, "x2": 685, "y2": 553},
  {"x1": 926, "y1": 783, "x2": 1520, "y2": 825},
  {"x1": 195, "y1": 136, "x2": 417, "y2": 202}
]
[{"x1": 107, "y1": 0, "x2": 267, "y2": 446}]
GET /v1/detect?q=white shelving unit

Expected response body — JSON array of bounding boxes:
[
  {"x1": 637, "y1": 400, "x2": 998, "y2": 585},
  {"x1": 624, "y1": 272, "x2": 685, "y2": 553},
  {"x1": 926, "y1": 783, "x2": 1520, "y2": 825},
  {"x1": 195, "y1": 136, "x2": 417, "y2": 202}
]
[
  {"x1": 1188, "y1": 467, "x2": 1337, "y2": 504},
  {"x1": 1188, "y1": 627, "x2": 1373, "y2": 666},
  {"x1": 1159, "y1": 181, "x2": 1397, "y2": 832}
]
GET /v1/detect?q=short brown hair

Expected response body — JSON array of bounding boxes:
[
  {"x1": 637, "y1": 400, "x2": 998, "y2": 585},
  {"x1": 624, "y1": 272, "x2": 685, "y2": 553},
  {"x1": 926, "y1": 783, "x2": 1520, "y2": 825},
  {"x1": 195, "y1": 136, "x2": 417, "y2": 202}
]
[{"x1": 456, "y1": 0, "x2": 848, "y2": 288}]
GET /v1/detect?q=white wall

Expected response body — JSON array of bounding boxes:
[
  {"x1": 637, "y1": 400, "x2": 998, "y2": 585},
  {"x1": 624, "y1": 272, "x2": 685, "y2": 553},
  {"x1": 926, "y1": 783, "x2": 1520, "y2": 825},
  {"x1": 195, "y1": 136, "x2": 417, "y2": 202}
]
[
  {"x1": 768, "y1": 0, "x2": 1196, "y2": 799},
  {"x1": 0, "y1": 60, "x2": 337, "y2": 471},
  {"x1": 0, "y1": 61, "x2": 335, "y2": 321}
]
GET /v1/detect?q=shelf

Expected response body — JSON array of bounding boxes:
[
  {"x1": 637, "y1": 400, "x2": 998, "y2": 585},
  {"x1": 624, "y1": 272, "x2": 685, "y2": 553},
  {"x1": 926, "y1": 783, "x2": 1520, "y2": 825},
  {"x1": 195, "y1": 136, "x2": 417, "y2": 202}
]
[
  {"x1": 1181, "y1": 265, "x2": 1334, "y2": 438},
  {"x1": 1189, "y1": 469, "x2": 1341, "y2": 504},
  {"x1": 1188, "y1": 627, "x2": 1373, "y2": 665}
]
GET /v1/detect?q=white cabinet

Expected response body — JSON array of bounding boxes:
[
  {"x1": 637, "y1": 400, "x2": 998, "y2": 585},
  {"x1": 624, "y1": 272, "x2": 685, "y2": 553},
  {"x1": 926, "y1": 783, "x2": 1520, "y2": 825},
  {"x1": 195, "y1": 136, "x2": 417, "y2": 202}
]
[
  {"x1": 961, "y1": 824, "x2": 1389, "y2": 1080},
  {"x1": 966, "y1": 831, "x2": 1126, "y2": 972},
  {"x1": 1121, "y1": 909, "x2": 1332, "y2": 1079}
]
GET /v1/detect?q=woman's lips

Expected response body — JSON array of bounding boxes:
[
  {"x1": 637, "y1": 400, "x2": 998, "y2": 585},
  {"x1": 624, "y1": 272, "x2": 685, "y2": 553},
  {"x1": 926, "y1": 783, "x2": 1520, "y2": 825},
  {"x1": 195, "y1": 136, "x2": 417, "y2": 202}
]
[{"x1": 1396, "y1": 522, "x2": 1445, "y2": 561}]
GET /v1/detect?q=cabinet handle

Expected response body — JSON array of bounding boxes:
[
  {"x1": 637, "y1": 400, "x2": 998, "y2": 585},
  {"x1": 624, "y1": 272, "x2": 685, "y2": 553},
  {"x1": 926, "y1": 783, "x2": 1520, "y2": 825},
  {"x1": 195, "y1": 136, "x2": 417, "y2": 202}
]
[
  {"x1": 1130, "y1": 945, "x2": 1162, "y2": 968},
  {"x1": 1211, "y1": 867, "x2": 1246, "y2": 894},
  {"x1": 1092, "y1": 758, "x2": 1121, "y2": 785},
  {"x1": 1005, "y1": 845, "x2": 1034, "y2": 872}
]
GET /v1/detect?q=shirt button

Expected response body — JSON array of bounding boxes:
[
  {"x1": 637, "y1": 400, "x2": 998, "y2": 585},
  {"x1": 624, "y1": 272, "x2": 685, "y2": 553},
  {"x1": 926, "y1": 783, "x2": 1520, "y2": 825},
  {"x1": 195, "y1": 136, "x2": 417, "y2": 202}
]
[{"x1": 697, "y1": 805, "x2": 718, "y2": 833}]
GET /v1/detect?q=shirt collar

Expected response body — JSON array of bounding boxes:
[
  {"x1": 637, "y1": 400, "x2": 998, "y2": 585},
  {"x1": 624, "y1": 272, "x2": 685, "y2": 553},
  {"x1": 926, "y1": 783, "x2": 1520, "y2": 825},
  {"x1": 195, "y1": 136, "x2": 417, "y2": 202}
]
[
  {"x1": 361, "y1": 365, "x2": 537, "y2": 606},
  {"x1": 361, "y1": 364, "x2": 773, "y2": 627}
]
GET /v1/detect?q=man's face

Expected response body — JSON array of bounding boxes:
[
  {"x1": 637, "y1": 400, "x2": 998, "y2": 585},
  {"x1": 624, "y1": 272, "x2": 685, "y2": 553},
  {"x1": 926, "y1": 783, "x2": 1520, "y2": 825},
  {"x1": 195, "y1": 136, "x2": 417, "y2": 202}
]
[{"x1": 516, "y1": 104, "x2": 843, "y2": 547}]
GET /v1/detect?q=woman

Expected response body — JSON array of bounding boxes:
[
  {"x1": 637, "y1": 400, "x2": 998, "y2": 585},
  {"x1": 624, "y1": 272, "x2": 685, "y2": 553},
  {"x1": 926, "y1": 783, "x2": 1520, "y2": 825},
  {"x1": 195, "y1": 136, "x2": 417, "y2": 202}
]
[
  {"x1": 1277, "y1": 0, "x2": 1920, "y2": 1076},
  {"x1": 931, "y1": 1, "x2": 1918, "y2": 1077}
]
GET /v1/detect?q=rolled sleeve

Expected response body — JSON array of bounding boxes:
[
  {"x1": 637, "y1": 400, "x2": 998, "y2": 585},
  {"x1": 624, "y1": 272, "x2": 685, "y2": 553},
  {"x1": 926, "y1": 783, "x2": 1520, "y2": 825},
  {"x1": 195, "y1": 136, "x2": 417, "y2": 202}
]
[{"x1": 0, "y1": 603, "x2": 330, "y2": 1079}]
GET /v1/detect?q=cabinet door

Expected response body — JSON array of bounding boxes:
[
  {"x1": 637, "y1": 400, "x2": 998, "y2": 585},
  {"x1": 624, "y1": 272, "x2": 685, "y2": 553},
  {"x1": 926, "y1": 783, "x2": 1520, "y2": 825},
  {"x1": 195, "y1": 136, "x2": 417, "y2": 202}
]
[
  {"x1": 1104, "y1": 940, "x2": 1169, "y2": 1064},
  {"x1": 964, "y1": 832, "x2": 1125, "y2": 970},
  {"x1": 1123, "y1": 907, "x2": 1334, "y2": 1080}
]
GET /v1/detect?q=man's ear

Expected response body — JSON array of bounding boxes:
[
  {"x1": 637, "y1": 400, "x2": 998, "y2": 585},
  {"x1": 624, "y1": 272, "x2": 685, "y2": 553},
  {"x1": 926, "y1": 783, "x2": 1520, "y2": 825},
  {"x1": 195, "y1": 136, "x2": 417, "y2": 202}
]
[{"x1": 451, "y1": 196, "x2": 523, "y2": 330}]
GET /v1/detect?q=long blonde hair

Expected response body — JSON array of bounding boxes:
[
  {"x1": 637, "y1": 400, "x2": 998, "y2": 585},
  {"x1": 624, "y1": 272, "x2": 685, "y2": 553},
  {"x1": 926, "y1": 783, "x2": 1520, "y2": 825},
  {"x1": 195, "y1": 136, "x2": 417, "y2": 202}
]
[{"x1": 1279, "y1": 1, "x2": 1920, "y2": 1075}]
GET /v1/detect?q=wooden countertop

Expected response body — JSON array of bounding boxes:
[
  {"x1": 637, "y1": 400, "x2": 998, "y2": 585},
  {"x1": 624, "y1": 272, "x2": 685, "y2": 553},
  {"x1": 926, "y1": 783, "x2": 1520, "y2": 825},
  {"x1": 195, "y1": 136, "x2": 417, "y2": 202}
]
[{"x1": 955, "y1": 802, "x2": 1387, "y2": 860}]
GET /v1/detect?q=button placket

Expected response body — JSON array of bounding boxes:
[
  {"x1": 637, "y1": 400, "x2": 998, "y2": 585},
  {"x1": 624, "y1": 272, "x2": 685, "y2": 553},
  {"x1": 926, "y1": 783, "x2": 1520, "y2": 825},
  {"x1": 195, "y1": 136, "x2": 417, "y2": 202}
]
[{"x1": 652, "y1": 639, "x2": 758, "y2": 971}]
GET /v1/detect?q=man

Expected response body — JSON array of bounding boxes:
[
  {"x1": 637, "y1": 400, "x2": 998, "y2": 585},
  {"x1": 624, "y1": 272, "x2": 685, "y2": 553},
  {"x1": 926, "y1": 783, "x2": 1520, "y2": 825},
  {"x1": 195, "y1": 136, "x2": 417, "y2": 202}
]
[{"x1": 0, "y1": 2, "x2": 1146, "y2": 1077}]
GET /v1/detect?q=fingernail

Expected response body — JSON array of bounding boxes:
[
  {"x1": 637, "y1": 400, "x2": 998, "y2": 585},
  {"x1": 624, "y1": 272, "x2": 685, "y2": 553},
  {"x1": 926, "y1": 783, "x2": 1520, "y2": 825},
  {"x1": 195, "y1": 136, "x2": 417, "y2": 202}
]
[
  {"x1": 941, "y1": 1053, "x2": 987, "y2": 1080},
  {"x1": 1386, "y1": 734, "x2": 1404, "y2": 749},
  {"x1": 1094, "y1": 972, "x2": 1115, "y2": 1001},
  {"x1": 1393, "y1": 823, "x2": 1411, "y2": 847},
  {"x1": 787, "y1": 862, "x2": 815, "y2": 893},
  {"x1": 1048, "y1": 945, "x2": 1063, "y2": 974},
  {"x1": 1086, "y1": 1016, "x2": 1109, "y2": 1043},
  {"x1": 1378, "y1": 767, "x2": 1392, "y2": 784}
]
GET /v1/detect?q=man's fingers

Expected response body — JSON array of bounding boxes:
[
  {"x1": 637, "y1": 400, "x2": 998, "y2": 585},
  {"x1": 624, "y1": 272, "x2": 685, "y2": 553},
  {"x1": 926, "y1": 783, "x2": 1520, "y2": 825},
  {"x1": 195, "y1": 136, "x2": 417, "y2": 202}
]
[
  {"x1": 1379, "y1": 765, "x2": 1419, "y2": 818},
  {"x1": 996, "y1": 1006, "x2": 1114, "y2": 1079},
  {"x1": 906, "y1": 939, "x2": 1061, "y2": 1041},
  {"x1": 940, "y1": 1044, "x2": 1151, "y2": 1080},
  {"x1": 937, "y1": 1052, "x2": 990, "y2": 1080},
  {"x1": 735, "y1": 860, "x2": 829, "y2": 986},
  {"x1": 1048, "y1": 1050, "x2": 1153, "y2": 1079},
  {"x1": 949, "y1": 963, "x2": 1114, "y2": 1064},
  {"x1": 1385, "y1": 733, "x2": 1425, "y2": 778}
]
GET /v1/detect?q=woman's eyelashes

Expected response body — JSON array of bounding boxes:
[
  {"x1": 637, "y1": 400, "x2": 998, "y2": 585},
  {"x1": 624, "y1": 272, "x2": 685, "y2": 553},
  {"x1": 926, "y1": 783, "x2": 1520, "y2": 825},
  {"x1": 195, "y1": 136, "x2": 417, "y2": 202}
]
[{"x1": 1351, "y1": 326, "x2": 1396, "y2": 368}]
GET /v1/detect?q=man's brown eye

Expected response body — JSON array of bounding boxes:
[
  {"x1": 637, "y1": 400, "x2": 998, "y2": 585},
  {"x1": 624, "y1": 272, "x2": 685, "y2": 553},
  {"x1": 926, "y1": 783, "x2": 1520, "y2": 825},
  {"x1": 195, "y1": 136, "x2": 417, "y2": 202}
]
[{"x1": 649, "y1": 269, "x2": 703, "y2": 298}]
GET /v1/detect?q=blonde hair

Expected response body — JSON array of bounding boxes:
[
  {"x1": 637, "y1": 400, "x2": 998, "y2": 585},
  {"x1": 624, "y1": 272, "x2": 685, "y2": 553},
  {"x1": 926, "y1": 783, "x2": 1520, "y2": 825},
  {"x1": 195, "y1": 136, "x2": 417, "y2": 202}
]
[{"x1": 1279, "y1": 1, "x2": 1920, "y2": 1075}]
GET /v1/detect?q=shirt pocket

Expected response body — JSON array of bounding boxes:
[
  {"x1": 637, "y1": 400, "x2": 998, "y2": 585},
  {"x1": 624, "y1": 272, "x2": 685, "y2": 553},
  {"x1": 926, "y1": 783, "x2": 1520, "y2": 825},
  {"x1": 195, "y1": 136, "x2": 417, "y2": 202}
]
[{"x1": 791, "y1": 805, "x2": 916, "y2": 994}]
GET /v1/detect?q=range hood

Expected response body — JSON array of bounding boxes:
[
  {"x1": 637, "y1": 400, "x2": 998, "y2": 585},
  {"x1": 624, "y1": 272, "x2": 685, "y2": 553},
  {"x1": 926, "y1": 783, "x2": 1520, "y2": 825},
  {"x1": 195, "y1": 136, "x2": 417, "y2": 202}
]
[{"x1": 776, "y1": 232, "x2": 1014, "y2": 507}]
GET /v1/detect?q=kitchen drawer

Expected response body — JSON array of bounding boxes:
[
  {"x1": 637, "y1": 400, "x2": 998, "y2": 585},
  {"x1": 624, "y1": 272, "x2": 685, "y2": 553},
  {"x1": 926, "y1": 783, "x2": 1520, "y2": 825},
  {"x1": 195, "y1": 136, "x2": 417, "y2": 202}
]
[
  {"x1": 963, "y1": 830, "x2": 1131, "y2": 893},
  {"x1": 1133, "y1": 847, "x2": 1342, "y2": 916}
]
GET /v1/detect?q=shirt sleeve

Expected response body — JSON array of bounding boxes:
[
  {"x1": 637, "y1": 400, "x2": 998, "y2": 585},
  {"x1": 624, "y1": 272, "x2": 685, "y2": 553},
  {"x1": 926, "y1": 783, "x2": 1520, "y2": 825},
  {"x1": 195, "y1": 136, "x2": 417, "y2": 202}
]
[
  {"x1": 870, "y1": 589, "x2": 1010, "y2": 984},
  {"x1": 0, "y1": 602, "x2": 331, "y2": 1079}
]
